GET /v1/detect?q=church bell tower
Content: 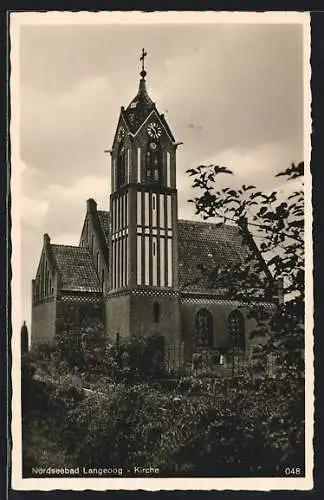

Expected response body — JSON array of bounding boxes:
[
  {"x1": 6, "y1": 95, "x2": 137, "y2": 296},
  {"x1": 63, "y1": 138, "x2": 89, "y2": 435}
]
[{"x1": 106, "y1": 49, "x2": 181, "y2": 346}]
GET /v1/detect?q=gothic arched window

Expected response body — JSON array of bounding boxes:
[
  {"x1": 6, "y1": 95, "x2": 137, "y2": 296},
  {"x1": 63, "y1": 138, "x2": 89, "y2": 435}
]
[
  {"x1": 195, "y1": 308, "x2": 214, "y2": 347},
  {"x1": 145, "y1": 141, "x2": 162, "y2": 184},
  {"x1": 153, "y1": 302, "x2": 160, "y2": 323},
  {"x1": 116, "y1": 141, "x2": 127, "y2": 188},
  {"x1": 227, "y1": 310, "x2": 245, "y2": 352}
]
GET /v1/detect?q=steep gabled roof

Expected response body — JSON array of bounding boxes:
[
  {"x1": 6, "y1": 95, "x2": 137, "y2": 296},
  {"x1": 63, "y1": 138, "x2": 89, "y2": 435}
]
[
  {"x1": 97, "y1": 211, "x2": 110, "y2": 247},
  {"x1": 50, "y1": 244, "x2": 101, "y2": 293},
  {"x1": 178, "y1": 219, "x2": 269, "y2": 294}
]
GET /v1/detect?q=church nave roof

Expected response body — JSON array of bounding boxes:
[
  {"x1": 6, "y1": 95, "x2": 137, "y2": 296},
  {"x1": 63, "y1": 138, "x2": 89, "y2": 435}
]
[{"x1": 50, "y1": 244, "x2": 101, "y2": 293}]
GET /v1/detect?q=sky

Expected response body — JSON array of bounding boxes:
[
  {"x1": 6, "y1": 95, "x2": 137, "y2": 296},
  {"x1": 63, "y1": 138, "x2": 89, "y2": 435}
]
[{"x1": 13, "y1": 13, "x2": 307, "y2": 328}]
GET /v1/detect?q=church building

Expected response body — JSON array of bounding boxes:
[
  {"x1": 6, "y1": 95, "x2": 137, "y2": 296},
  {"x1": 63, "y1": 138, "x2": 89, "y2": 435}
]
[{"x1": 31, "y1": 51, "x2": 277, "y2": 360}]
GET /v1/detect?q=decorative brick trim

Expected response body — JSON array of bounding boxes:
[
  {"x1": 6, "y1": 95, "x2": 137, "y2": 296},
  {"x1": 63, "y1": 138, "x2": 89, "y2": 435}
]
[
  {"x1": 57, "y1": 294, "x2": 102, "y2": 304},
  {"x1": 107, "y1": 286, "x2": 180, "y2": 298},
  {"x1": 180, "y1": 295, "x2": 275, "y2": 308},
  {"x1": 132, "y1": 287, "x2": 179, "y2": 297}
]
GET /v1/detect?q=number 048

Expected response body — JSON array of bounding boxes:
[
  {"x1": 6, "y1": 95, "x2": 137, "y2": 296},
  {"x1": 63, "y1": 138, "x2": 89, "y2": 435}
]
[{"x1": 285, "y1": 467, "x2": 301, "y2": 475}]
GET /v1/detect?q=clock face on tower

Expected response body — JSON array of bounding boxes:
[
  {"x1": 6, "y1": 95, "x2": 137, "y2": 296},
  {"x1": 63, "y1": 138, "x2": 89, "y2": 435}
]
[{"x1": 147, "y1": 122, "x2": 162, "y2": 139}]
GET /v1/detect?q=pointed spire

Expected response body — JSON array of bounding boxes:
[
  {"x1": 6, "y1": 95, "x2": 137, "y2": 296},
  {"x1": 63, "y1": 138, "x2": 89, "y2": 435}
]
[
  {"x1": 137, "y1": 76, "x2": 150, "y2": 99},
  {"x1": 124, "y1": 48, "x2": 155, "y2": 131},
  {"x1": 118, "y1": 50, "x2": 176, "y2": 141}
]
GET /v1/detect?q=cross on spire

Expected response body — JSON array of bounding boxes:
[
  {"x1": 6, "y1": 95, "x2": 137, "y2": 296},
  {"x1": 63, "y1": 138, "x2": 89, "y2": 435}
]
[{"x1": 140, "y1": 48, "x2": 147, "y2": 78}]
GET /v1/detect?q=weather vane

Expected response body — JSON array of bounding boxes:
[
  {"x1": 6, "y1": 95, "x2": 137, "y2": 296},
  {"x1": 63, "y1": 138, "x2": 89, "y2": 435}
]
[{"x1": 140, "y1": 48, "x2": 147, "y2": 77}]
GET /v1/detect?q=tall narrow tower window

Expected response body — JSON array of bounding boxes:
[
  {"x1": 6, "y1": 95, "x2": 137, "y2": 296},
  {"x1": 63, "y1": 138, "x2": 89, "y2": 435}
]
[
  {"x1": 116, "y1": 141, "x2": 127, "y2": 188},
  {"x1": 146, "y1": 141, "x2": 162, "y2": 184},
  {"x1": 153, "y1": 302, "x2": 160, "y2": 323},
  {"x1": 166, "y1": 151, "x2": 171, "y2": 187},
  {"x1": 137, "y1": 148, "x2": 142, "y2": 182}
]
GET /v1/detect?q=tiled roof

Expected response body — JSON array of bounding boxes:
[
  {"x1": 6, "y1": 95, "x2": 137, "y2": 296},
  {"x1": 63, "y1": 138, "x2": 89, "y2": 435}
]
[
  {"x1": 178, "y1": 220, "x2": 262, "y2": 293},
  {"x1": 49, "y1": 216, "x2": 266, "y2": 295},
  {"x1": 97, "y1": 211, "x2": 110, "y2": 246},
  {"x1": 51, "y1": 244, "x2": 101, "y2": 293}
]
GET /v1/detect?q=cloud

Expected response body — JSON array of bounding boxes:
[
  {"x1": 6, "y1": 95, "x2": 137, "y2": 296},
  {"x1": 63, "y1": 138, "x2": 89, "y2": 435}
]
[
  {"x1": 20, "y1": 152, "x2": 111, "y2": 249},
  {"x1": 45, "y1": 174, "x2": 110, "y2": 208},
  {"x1": 24, "y1": 174, "x2": 111, "y2": 241},
  {"x1": 20, "y1": 75, "x2": 115, "y2": 186},
  {"x1": 202, "y1": 142, "x2": 303, "y2": 188},
  {"x1": 21, "y1": 195, "x2": 49, "y2": 229},
  {"x1": 53, "y1": 232, "x2": 81, "y2": 246}
]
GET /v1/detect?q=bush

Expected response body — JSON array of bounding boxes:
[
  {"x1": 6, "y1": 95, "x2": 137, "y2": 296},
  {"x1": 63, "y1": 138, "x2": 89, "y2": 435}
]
[
  {"x1": 22, "y1": 361, "x2": 304, "y2": 476},
  {"x1": 23, "y1": 320, "x2": 304, "y2": 477},
  {"x1": 32, "y1": 326, "x2": 168, "y2": 384}
]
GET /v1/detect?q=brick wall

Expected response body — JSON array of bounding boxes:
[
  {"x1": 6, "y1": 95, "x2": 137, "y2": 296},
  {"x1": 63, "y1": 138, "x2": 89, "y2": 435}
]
[
  {"x1": 31, "y1": 299, "x2": 56, "y2": 347},
  {"x1": 180, "y1": 300, "x2": 267, "y2": 356},
  {"x1": 105, "y1": 292, "x2": 181, "y2": 347},
  {"x1": 130, "y1": 293, "x2": 181, "y2": 346},
  {"x1": 105, "y1": 295, "x2": 130, "y2": 341}
]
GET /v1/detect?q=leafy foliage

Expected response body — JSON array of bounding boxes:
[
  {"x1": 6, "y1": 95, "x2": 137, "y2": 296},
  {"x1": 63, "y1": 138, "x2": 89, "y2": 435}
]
[
  {"x1": 21, "y1": 358, "x2": 304, "y2": 477},
  {"x1": 184, "y1": 160, "x2": 305, "y2": 474},
  {"x1": 31, "y1": 320, "x2": 167, "y2": 386},
  {"x1": 186, "y1": 161, "x2": 305, "y2": 367}
]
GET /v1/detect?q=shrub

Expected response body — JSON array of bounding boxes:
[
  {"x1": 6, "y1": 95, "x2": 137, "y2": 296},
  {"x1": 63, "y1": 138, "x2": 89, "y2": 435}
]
[{"x1": 21, "y1": 365, "x2": 304, "y2": 477}]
